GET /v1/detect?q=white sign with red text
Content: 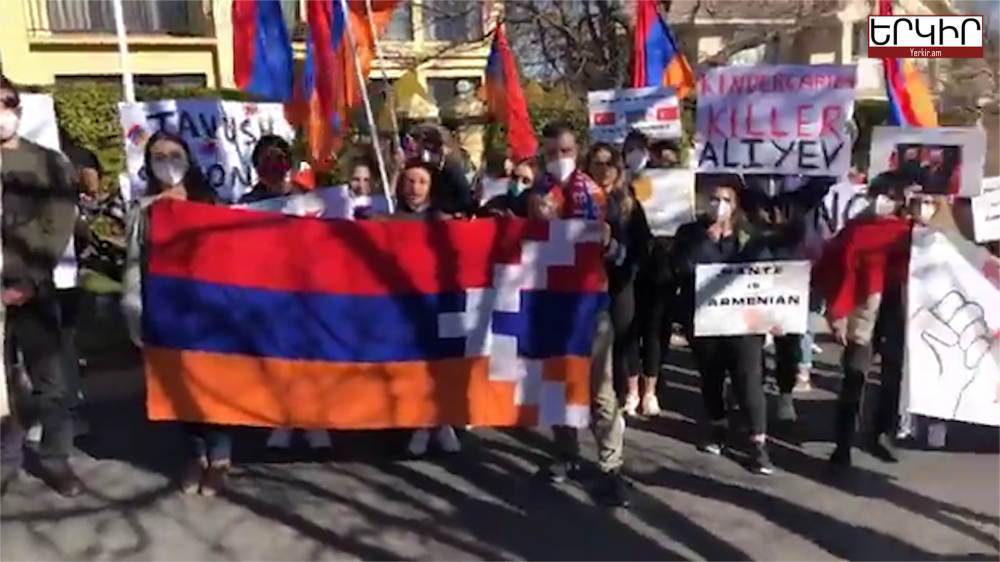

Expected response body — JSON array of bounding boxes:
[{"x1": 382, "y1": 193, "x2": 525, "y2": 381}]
[
  {"x1": 587, "y1": 86, "x2": 682, "y2": 144},
  {"x1": 695, "y1": 64, "x2": 857, "y2": 177}
]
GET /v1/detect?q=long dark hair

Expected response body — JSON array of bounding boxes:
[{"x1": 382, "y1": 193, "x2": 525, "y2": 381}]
[
  {"x1": 143, "y1": 130, "x2": 215, "y2": 203},
  {"x1": 585, "y1": 142, "x2": 633, "y2": 220}
]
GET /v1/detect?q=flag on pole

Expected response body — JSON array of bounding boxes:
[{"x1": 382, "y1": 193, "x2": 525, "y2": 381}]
[
  {"x1": 877, "y1": 0, "x2": 938, "y2": 127},
  {"x1": 287, "y1": 0, "x2": 398, "y2": 171},
  {"x1": 232, "y1": 0, "x2": 295, "y2": 101},
  {"x1": 631, "y1": 0, "x2": 694, "y2": 99},
  {"x1": 484, "y1": 25, "x2": 537, "y2": 162}
]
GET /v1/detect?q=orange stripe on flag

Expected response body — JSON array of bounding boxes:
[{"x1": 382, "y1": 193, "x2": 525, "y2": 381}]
[{"x1": 145, "y1": 348, "x2": 590, "y2": 429}]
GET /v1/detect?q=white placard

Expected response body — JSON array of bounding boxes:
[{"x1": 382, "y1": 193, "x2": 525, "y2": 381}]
[
  {"x1": 983, "y1": 176, "x2": 1000, "y2": 193},
  {"x1": 119, "y1": 99, "x2": 295, "y2": 203},
  {"x1": 18, "y1": 93, "x2": 77, "y2": 289},
  {"x1": 903, "y1": 225, "x2": 1000, "y2": 427},
  {"x1": 695, "y1": 64, "x2": 856, "y2": 177},
  {"x1": 868, "y1": 126, "x2": 986, "y2": 197},
  {"x1": 815, "y1": 181, "x2": 869, "y2": 238},
  {"x1": 632, "y1": 168, "x2": 696, "y2": 237},
  {"x1": 587, "y1": 86, "x2": 682, "y2": 144},
  {"x1": 971, "y1": 188, "x2": 1000, "y2": 243},
  {"x1": 694, "y1": 260, "x2": 811, "y2": 337}
]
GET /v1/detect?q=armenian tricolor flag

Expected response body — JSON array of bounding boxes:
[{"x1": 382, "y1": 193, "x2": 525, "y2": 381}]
[
  {"x1": 232, "y1": 0, "x2": 295, "y2": 101},
  {"x1": 631, "y1": 0, "x2": 695, "y2": 99},
  {"x1": 877, "y1": 0, "x2": 938, "y2": 127},
  {"x1": 484, "y1": 25, "x2": 537, "y2": 162},
  {"x1": 142, "y1": 200, "x2": 607, "y2": 429},
  {"x1": 286, "y1": 0, "x2": 398, "y2": 172}
]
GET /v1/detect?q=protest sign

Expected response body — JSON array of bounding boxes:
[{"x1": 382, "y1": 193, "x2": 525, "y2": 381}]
[
  {"x1": 695, "y1": 64, "x2": 856, "y2": 177},
  {"x1": 869, "y1": 126, "x2": 986, "y2": 197},
  {"x1": 119, "y1": 99, "x2": 295, "y2": 203},
  {"x1": 816, "y1": 181, "x2": 869, "y2": 238},
  {"x1": 587, "y1": 86, "x2": 682, "y2": 144},
  {"x1": 983, "y1": 176, "x2": 1000, "y2": 193},
  {"x1": 632, "y1": 168, "x2": 697, "y2": 237},
  {"x1": 971, "y1": 189, "x2": 1000, "y2": 243},
  {"x1": 18, "y1": 94, "x2": 77, "y2": 290},
  {"x1": 903, "y1": 225, "x2": 1000, "y2": 427},
  {"x1": 694, "y1": 260, "x2": 811, "y2": 337}
]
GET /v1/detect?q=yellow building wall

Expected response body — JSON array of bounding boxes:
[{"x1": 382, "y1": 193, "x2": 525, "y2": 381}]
[{"x1": 0, "y1": 0, "x2": 221, "y2": 87}]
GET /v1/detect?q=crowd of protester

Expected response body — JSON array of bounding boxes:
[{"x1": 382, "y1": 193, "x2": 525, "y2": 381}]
[{"x1": 0, "y1": 73, "x2": 994, "y2": 508}]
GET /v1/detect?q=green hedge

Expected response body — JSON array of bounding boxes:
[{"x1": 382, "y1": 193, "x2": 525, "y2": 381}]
[{"x1": 40, "y1": 83, "x2": 892, "y2": 195}]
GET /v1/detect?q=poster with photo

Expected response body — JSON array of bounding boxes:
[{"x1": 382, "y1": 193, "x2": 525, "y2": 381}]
[{"x1": 868, "y1": 126, "x2": 986, "y2": 197}]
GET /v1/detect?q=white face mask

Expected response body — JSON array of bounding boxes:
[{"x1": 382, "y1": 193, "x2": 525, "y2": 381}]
[
  {"x1": 708, "y1": 199, "x2": 733, "y2": 223},
  {"x1": 151, "y1": 160, "x2": 189, "y2": 187},
  {"x1": 546, "y1": 157, "x2": 576, "y2": 183},
  {"x1": 625, "y1": 150, "x2": 649, "y2": 173},
  {"x1": 0, "y1": 111, "x2": 20, "y2": 141},
  {"x1": 873, "y1": 194, "x2": 897, "y2": 216}
]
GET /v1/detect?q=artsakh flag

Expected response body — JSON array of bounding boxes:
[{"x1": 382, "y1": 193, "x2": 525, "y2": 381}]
[{"x1": 142, "y1": 200, "x2": 607, "y2": 429}]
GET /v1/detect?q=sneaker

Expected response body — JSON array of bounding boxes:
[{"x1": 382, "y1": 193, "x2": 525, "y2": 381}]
[
  {"x1": 266, "y1": 428, "x2": 293, "y2": 449},
  {"x1": 38, "y1": 461, "x2": 83, "y2": 497},
  {"x1": 408, "y1": 429, "x2": 432, "y2": 456},
  {"x1": 591, "y1": 471, "x2": 630, "y2": 508},
  {"x1": 435, "y1": 426, "x2": 462, "y2": 453},
  {"x1": 180, "y1": 459, "x2": 206, "y2": 495},
  {"x1": 793, "y1": 370, "x2": 812, "y2": 393},
  {"x1": 776, "y1": 393, "x2": 797, "y2": 422},
  {"x1": 699, "y1": 425, "x2": 727, "y2": 455},
  {"x1": 811, "y1": 342, "x2": 823, "y2": 354},
  {"x1": 305, "y1": 430, "x2": 332, "y2": 449},
  {"x1": 748, "y1": 442, "x2": 775, "y2": 475},
  {"x1": 200, "y1": 462, "x2": 230, "y2": 497},
  {"x1": 640, "y1": 393, "x2": 661, "y2": 416},
  {"x1": 539, "y1": 459, "x2": 580, "y2": 484},
  {"x1": 623, "y1": 393, "x2": 640, "y2": 417},
  {"x1": 867, "y1": 433, "x2": 899, "y2": 463}
]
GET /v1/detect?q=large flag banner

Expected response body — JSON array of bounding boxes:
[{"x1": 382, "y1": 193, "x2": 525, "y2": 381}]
[
  {"x1": 695, "y1": 64, "x2": 856, "y2": 177},
  {"x1": 143, "y1": 200, "x2": 607, "y2": 429},
  {"x1": 119, "y1": 100, "x2": 295, "y2": 203},
  {"x1": 904, "y1": 225, "x2": 1000, "y2": 427}
]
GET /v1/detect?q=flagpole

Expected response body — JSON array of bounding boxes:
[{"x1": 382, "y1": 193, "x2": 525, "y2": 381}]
[
  {"x1": 111, "y1": 0, "x2": 136, "y2": 102},
  {"x1": 365, "y1": 0, "x2": 403, "y2": 154},
  {"x1": 0, "y1": 145, "x2": 7, "y2": 420},
  {"x1": 339, "y1": 0, "x2": 394, "y2": 213}
]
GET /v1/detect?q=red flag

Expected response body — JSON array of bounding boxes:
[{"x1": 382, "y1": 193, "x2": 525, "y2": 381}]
[{"x1": 484, "y1": 25, "x2": 537, "y2": 162}]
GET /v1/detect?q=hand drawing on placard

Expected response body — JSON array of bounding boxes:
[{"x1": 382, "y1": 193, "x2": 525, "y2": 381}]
[{"x1": 913, "y1": 290, "x2": 997, "y2": 416}]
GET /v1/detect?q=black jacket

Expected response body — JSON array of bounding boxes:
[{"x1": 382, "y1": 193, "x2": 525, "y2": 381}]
[
  {"x1": 669, "y1": 218, "x2": 772, "y2": 330},
  {"x1": 606, "y1": 195, "x2": 652, "y2": 295},
  {"x1": 429, "y1": 159, "x2": 474, "y2": 217}
]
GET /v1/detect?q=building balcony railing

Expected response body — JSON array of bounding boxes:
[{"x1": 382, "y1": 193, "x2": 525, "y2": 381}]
[{"x1": 24, "y1": 0, "x2": 216, "y2": 39}]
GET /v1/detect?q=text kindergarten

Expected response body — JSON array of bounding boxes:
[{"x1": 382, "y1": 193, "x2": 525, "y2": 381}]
[{"x1": 695, "y1": 65, "x2": 856, "y2": 177}]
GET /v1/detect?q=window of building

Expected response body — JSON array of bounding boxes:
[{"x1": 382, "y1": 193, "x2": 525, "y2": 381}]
[
  {"x1": 851, "y1": 21, "x2": 868, "y2": 59},
  {"x1": 54, "y1": 74, "x2": 207, "y2": 89},
  {"x1": 384, "y1": 3, "x2": 414, "y2": 41},
  {"x1": 43, "y1": 0, "x2": 206, "y2": 35},
  {"x1": 427, "y1": 77, "x2": 481, "y2": 107},
  {"x1": 423, "y1": 0, "x2": 484, "y2": 42}
]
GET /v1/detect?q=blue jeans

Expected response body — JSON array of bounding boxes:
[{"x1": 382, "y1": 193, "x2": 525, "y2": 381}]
[{"x1": 184, "y1": 423, "x2": 232, "y2": 463}]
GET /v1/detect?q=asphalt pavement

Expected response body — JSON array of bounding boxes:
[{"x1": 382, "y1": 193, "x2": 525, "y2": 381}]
[{"x1": 0, "y1": 337, "x2": 997, "y2": 561}]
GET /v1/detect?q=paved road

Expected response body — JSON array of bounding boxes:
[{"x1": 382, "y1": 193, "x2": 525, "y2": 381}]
[{"x1": 1, "y1": 341, "x2": 998, "y2": 561}]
